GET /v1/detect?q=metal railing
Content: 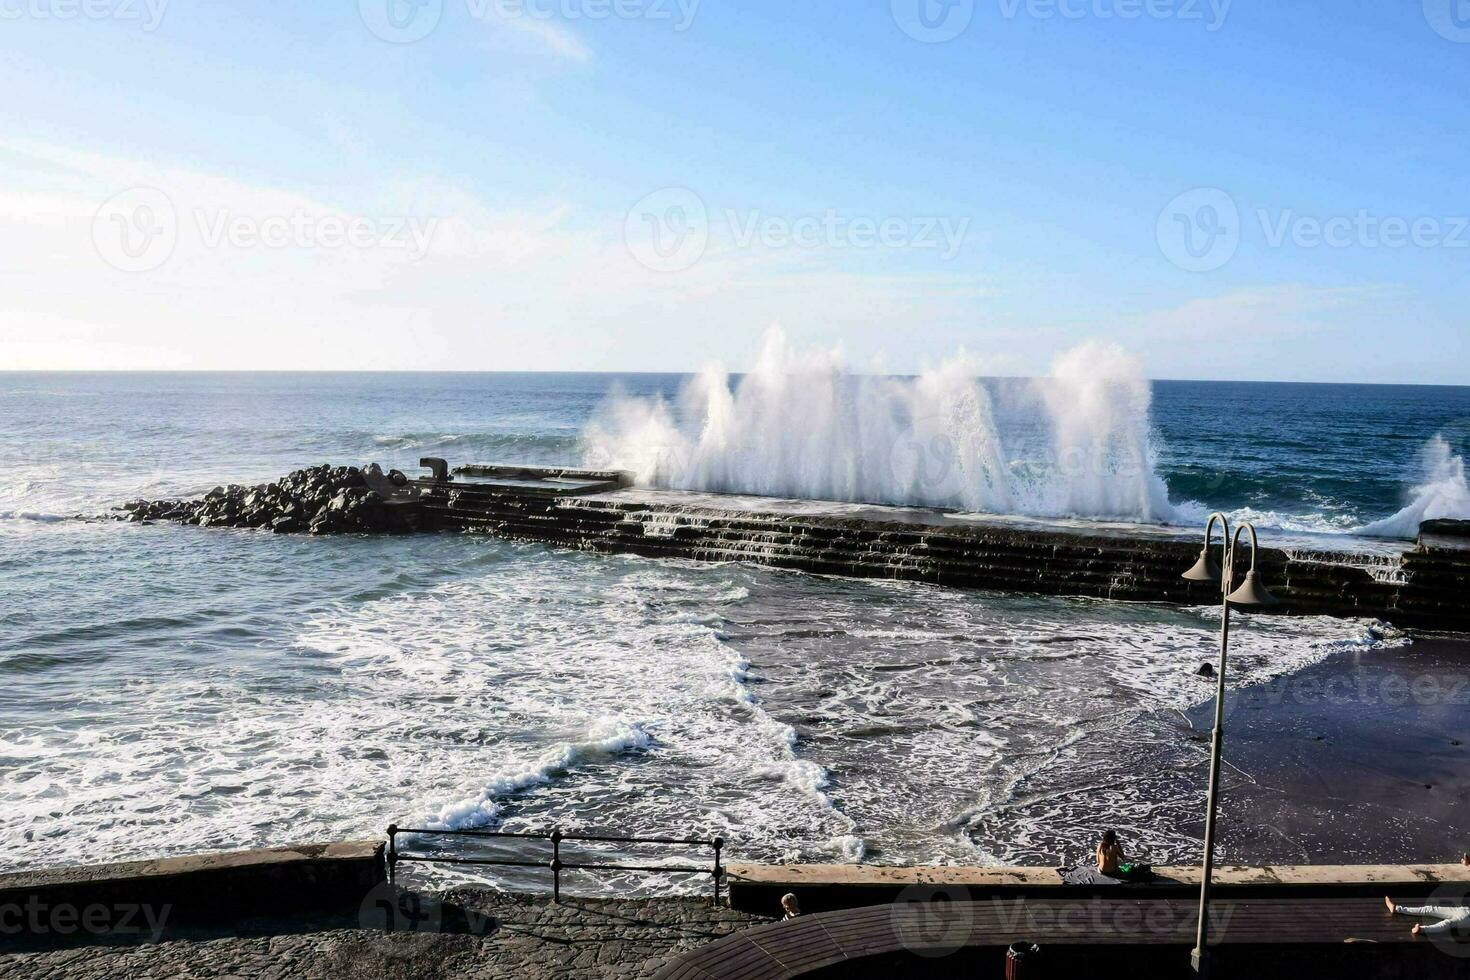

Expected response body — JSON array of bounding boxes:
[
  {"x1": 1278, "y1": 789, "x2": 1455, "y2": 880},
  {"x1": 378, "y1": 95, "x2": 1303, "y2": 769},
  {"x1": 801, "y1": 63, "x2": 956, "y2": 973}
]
[{"x1": 386, "y1": 824, "x2": 726, "y2": 904}]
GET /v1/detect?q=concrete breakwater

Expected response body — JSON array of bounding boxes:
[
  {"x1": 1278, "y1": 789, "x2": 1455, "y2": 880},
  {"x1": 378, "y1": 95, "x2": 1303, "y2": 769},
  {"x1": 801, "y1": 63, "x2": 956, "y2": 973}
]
[{"x1": 118, "y1": 461, "x2": 1470, "y2": 631}]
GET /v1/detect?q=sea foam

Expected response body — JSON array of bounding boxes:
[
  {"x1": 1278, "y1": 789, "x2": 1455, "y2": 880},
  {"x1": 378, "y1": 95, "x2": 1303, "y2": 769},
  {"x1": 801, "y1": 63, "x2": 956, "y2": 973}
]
[
  {"x1": 585, "y1": 328, "x2": 1177, "y2": 524},
  {"x1": 422, "y1": 719, "x2": 652, "y2": 832},
  {"x1": 1354, "y1": 436, "x2": 1470, "y2": 538}
]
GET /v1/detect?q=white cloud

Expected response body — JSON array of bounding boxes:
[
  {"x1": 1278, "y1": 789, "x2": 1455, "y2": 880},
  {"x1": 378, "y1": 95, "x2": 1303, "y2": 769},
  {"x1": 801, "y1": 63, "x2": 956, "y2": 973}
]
[
  {"x1": 0, "y1": 139, "x2": 989, "y2": 372},
  {"x1": 1127, "y1": 284, "x2": 1376, "y2": 341},
  {"x1": 481, "y1": 11, "x2": 593, "y2": 62}
]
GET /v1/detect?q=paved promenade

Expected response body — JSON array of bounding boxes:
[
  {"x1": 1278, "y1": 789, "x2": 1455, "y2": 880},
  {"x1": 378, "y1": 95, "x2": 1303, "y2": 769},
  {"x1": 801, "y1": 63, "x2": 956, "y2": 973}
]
[{"x1": 0, "y1": 890, "x2": 765, "y2": 980}]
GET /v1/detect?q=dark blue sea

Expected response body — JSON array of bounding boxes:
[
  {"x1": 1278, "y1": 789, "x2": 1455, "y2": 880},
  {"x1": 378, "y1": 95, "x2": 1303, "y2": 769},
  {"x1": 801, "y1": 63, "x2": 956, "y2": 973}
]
[{"x1": 2, "y1": 370, "x2": 1467, "y2": 887}]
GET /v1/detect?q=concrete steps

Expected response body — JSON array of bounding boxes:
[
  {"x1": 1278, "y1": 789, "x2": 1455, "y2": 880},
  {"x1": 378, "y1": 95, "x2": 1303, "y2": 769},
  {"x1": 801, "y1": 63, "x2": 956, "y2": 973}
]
[{"x1": 413, "y1": 479, "x2": 1470, "y2": 631}]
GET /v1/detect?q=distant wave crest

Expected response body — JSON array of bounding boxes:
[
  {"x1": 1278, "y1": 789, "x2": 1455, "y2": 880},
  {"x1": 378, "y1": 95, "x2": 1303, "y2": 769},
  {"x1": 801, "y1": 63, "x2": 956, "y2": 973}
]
[{"x1": 584, "y1": 328, "x2": 1178, "y2": 524}]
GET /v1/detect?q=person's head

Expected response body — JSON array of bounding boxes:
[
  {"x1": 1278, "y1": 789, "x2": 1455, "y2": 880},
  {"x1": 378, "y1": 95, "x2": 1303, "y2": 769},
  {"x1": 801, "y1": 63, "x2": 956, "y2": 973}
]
[
  {"x1": 780, "y1": 893, "x2": 800, "y2": 916},
  {"x1": 1101, "y1": 829, "x2": 1118, "y2": 848}
]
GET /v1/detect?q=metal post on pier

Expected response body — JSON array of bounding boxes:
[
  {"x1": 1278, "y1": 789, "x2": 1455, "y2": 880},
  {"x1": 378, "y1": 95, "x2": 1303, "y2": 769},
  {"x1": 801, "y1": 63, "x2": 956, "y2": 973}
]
[
  {"x1": 387, "y1": 824, "x2": 398, "y2": 887},
  {"x1": 550, "y1": 828, "x2": 563, "y2": 904},
  {"x1": 712, "y1": 837, "x2": 724, "y2": 905}
]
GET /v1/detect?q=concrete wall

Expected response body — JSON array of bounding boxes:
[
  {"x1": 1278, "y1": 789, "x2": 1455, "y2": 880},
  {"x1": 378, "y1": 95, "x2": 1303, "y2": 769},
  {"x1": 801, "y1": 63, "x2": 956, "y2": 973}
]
[{"x1": 0, "y1": 841, "x2": 385, "y2": 939}]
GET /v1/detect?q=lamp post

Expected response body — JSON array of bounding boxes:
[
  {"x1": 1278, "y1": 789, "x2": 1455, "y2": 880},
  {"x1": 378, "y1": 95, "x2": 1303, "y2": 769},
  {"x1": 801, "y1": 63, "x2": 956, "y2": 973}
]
[{"x1": 1181, "y1": 513, "x2": 1279, "y2": 978}]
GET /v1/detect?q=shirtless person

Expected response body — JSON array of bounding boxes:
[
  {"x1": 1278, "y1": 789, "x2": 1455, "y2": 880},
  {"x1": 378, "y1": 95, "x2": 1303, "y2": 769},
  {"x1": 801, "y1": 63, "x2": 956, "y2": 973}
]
[{"x1": 1097, "y1": 830, "x2": 1125, "y2": 876}]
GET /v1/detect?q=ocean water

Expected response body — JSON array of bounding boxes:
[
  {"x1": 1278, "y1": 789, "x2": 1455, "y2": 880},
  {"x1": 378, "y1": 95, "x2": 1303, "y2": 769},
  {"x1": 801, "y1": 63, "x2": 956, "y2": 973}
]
[{"x1": 1, "y1": 369, "x2": 1467, "y2": 890}]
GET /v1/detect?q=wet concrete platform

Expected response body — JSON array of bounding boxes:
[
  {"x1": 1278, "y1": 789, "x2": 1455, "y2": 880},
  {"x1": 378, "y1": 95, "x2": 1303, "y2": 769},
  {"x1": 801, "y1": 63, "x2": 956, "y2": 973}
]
[{"x1": 412, "y1": 463, "x2": 1470, "y2": 632}]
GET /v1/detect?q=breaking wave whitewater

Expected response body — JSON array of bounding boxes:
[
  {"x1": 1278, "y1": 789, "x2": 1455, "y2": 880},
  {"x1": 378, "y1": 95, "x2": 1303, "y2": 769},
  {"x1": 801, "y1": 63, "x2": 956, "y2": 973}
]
[
  {"x1": 1353, "y1": 436, "x2": 1470, "y2": 538},
  {"x1": 423, "y1": 719, "x2": 653, "y2": 832},
  {"x1": 586, "y1": 328, "x2": 1177, "y2": 524},
  {"x1": 586, "y1": 329, "x2": 1470, "y2": 539}
]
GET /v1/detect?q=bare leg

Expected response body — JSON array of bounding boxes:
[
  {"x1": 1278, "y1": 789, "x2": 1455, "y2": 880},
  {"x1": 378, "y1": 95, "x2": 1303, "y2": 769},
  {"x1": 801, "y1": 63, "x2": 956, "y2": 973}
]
[{"x1": 1385, "y1": 896, "x2": 1397, "y2": 914}]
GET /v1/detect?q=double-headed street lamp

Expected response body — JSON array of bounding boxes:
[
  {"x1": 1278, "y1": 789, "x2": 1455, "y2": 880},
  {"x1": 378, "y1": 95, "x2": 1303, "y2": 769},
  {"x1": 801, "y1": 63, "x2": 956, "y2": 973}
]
[{"x1": 1181, "y1": 513, "x2": 1280, "y2": 978}]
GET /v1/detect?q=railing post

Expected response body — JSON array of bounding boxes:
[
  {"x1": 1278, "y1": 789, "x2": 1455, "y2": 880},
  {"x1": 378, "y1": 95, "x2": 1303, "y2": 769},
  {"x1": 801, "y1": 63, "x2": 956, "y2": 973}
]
[
  {"x1": 551, "y1": 828, "x2": 563, "y2": 904},
  {"x1": 712, "y1": 837, "x2": 724, "y2": 906},
  {"x1": 387, "y1": 824, "x2": 398, "y2": 887}
]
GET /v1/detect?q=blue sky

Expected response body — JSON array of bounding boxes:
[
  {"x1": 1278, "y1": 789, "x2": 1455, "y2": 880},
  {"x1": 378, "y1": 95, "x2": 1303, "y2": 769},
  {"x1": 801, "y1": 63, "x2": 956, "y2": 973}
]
[{"x1": 1, "y1": 0, "x2": 1467, "y2": 381}]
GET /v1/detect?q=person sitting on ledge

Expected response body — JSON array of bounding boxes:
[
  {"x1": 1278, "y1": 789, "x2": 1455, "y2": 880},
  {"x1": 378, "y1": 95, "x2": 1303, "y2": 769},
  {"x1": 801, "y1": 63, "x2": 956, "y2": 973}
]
[
  {"x1": 780, "y1": 893, "x2": 801, "y2": 920},
  {"x1": 1097, "y1": 829, "x2": 1125, "y2": 875},
  {"x1": 1385, "y1": 853, "x2": 1470, "y2": 938},
  {"x1": 1096, "y1": 829, "x2": 1150, "y2": 881}
]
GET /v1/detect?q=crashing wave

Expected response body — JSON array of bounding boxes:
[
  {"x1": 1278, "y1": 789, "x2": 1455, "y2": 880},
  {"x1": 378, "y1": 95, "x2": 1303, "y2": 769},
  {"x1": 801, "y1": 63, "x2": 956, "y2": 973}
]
[
  {"x1": 1354, "y1": 436, "x2": 1470, "y2": 539},
  {"x1": 585, "y1": 328, "x2": 1177, "y2": 524}
]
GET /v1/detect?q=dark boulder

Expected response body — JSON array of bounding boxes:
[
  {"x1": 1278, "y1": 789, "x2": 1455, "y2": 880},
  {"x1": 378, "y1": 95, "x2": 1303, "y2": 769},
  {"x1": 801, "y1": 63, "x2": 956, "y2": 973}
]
[{"x1": 114, "y1": 463, "x2": 421, "y2": 537}]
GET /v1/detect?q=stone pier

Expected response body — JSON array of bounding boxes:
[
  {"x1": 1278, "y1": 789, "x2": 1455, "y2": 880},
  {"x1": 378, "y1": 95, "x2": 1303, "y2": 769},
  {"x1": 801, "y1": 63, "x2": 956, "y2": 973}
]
[{"x1": 413, "y1": 464, "x2": 1470, "y2": 632}]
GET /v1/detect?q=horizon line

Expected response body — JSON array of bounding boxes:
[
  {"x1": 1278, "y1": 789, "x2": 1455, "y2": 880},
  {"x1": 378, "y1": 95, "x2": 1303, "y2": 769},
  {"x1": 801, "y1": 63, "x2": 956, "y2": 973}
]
[{"x1": 1, "y1": 369, "x2": 1467, "y2": 390}]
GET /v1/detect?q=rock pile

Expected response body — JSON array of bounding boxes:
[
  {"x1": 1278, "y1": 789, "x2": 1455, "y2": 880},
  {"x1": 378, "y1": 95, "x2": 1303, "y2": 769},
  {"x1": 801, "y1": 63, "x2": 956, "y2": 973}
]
[{"x1": 118, "y1": 464, "x2": 420, "y2": 535}]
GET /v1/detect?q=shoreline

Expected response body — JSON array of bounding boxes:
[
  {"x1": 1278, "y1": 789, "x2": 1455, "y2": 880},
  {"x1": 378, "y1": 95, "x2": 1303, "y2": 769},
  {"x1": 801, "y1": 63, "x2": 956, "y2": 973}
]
[{"x1": 1184, "y1": 632, "x2": 1470, "y2": 866}]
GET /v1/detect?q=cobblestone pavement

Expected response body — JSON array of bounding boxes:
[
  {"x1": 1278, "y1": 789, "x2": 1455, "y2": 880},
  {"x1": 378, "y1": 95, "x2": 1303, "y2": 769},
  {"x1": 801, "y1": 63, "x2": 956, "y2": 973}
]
[{"x1": 0, "y1": 890, "x2": 768, "y2": 979}]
